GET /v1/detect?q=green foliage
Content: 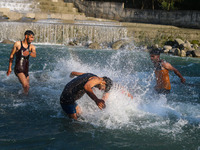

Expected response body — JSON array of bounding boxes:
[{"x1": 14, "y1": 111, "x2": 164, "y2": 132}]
[
  {"x1": 191, "y1": 40, "x2": 199, "y2": 45},
  {"x1": 160, "y1": 1, "x2": 169, "y2": 10}
]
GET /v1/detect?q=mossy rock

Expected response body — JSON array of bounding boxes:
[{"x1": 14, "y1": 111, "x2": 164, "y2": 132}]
[{"x1": 191, "y1": 40, "x2": 199, "y2": 45}]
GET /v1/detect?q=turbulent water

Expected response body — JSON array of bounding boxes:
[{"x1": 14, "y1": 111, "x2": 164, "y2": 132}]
[{"x1": 0, "y1": 43, "x2": 200, "y2": 150}]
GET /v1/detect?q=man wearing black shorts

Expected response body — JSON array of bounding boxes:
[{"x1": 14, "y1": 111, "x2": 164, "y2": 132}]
[
  {"x1": 7, "y1": 30, "x2": 36, "y2": 94},
  {"x1": 60, "y1": 71, "x2": 113, "y2": 120}
]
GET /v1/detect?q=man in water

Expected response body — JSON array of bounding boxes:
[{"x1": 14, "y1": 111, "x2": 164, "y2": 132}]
[
  {"x1": 150, "y1": 48, "x2": 185, "y2": 94},
  {"x1": 7, "y1": 30, "x2": 36, "y2": 94},
  {"x1": 60, "y1": 71, "x2": 113, "y2": 120}
]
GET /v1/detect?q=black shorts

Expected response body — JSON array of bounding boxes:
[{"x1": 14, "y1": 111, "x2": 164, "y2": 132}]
[
  {"x1": 14, "y1": 59, "x2": 29, "y2": 77},
  {"x1": 60, "y1": 102, "x2": 78, "y2": 114}
]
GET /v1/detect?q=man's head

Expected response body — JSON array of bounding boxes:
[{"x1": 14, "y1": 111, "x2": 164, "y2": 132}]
[
  {"x1": 102, "y1": 76, "x2": 113, "y2": 92},
  {"x1": 24, "y1": 30, "x2": 34, "y2": 44},
  {"x1": 150, "y1": 48, "x2": 161, "y2": 63}
]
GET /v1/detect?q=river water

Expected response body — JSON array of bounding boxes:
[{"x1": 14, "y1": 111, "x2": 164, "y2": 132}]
[{"x1": 0, "y1": 43, "x2": 200, "y2": 150}]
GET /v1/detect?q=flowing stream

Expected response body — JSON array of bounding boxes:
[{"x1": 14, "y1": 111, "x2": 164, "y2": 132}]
[{"x1": 0, "y1": 43, "x2": 199, "y2": 149}]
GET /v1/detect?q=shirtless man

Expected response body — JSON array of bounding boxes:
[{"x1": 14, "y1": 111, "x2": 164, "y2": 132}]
[
  {"x1": 150, "y1": 49, "x2": 185, "y2": 94},
  {"x1": 7, "y1": 30, "x2": 36, "y2": 94},
  {"x1": 60, "y1": 71, "x2": 113, "y2": 120}
]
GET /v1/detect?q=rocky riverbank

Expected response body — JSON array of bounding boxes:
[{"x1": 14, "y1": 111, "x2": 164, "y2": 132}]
[
  {"x1": 150, "y1": 38, "x2": 200, "y2": 58},
  {"x1": 1, "y1": 31, "x2": 200, "y2": 58}
]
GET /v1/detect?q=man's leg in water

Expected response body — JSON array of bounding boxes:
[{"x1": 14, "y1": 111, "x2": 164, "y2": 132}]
[
  {"x1": 76, "y1": 105, "x2": 81, "y2": 116},
  {"x1": 17, "y1": 73, "x2": 30, "y2": 94},
  {"x1": 68, "y1": 105, "x2": 81, "y2": 120},
  {"x1": 68, "y1": 113, "x2": 78, "y2": 120}
]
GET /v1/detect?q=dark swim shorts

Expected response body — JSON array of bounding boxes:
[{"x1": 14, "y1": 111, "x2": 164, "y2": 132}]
[
  {"x1": 14, "y1": 58, "x2": 29, "y2": 77},
  {"x1": 60, "y1": 102, "x2": 78, "y2": 114}
]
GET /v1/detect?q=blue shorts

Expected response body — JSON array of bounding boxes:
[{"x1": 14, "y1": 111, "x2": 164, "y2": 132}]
[{"x1": 61, "y1": 102, "x2": 78, "y2": 114}]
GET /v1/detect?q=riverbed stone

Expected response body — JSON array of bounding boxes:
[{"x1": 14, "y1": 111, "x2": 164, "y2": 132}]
[
  {"x1": 112, "y1": 40, "x2": 127, "y2": 50},
  {"x1": 174, "y1": 48, "x2": 181, "y2": 56},
  {"x1": 164, "y1": 49, "x2": 170, "y2": 53},
  {"x1": 175, "y1": 38, "x2": 184, "y2": 46},
  {"x1": 68, "y1": 41, "x2": 77, "y2": 46},
  {"x1": 181, "y1": 40, "x2": 192, "y2": 50},
  {"x1": 5, "y1": 11, "x2": 23, "y2": 20},
  {"x1": 1, "y1": 39, "x2": 14, "y2": 44},
  {"x1": 180, "y1": 50, "x2": 186, "y2": 57},
  {"x1": 88, "y1": 42, "x2": 102, "y2": 49},
  {"x1": 163, "y1": 45, "x2": 172, "y2": 50},
  {"x1": 192, "y1": 50, "x2": 200, "y2": 57}
]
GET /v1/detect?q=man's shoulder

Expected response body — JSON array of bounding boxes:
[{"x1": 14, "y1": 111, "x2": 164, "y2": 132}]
[
  {"x1": 13, "y1": 41, "x2": 21, "y2": 48},
  {"x1": 29, "y1": 44, "x2": 36, "y2": 49},
  {"x1": 161, "y1": 61, "x2": 173, "y2": 69},
  {"x1": 14, "y1": 41, "x2": 21, "y2": 45}
]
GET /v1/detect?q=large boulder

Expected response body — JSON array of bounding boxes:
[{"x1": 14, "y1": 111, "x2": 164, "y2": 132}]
[
  {"x1": 112, "y1": 40, "x2": 127, "y2": 50},
  {"x1": 163, "y1": 45, "x2": 172, "y2": 53},
  {"x1": 192, "y1": 50, "x2": 200, "y2": 57},
  {"x1": 174, "y1": 48, "x2": 181, "y2": 56},
  {"x1": 164, "y1": 49, "x2": 170, "y2": 53},
  {"x1": 67, "y1": 41, "x2": 77, "y2": 46},
  {"x1": 180, "y1": 40, "x2": 192, "y2": 50},
  {"x1": 1, "y1": 39, "x2": 14, "y2": 44},
  {"x1": 180, "y1": 50, "x2": 186, "y2": 57},
  {"x1": 175, "y1": 38, "x2": 184, "y2": 46},
  {"x1": 88, "y1": 42, "x2": 102, "y2": 49},
  {"x1": 4, "y1": 11, "x2": 23, "y2": 20}
]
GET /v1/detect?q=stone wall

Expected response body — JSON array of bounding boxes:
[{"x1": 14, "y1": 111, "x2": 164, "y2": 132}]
[{"x1": 67, "y1": 0, "x2": 200, "y2": 29}]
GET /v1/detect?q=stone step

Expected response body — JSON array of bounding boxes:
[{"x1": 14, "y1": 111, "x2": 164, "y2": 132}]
[
  {"x1": 0, "y1": 0, "x2": 32, "y2": 2},
  {"x1": 35, "y1": 1, "x2": 78, "y2": 14},
  {"x1": 0, "y1": 0, "x2": 33, "y2": 13},
  {"x1": 38, "y1": 5, "x2": 78, "y2": 13},
  {"x1": 0, "y1": 0, "x2": 87, "y2": 21}
]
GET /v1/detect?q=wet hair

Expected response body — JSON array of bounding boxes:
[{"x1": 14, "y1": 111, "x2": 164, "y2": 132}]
[
  {"x1": 149, "y1": 48, "x2": 161, "y2": 55},
  {"x1": 24, "y1": 30, "x2": 34, "y2": 36},
  {"x1": 102, "y1": 76, "x2": 113, "y2": 92}
]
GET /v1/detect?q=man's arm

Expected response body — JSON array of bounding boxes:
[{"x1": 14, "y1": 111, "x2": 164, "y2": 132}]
[
  {"x1": 102, "y1": 92, "x2": 110, "y2": 101},
  {"x1": 7, "y1": 42, "x2": 19, "y2": 76},
  {"x1": 70, "y1": 71, "x2": 85, "y2": 78},
  {"x1": 84, "y1": 77, "x2": 106, "y2": 109},
  {"x1": 29, "y1": 45, "x2": 36, "y2": 57},
  {"x1": 163, "y1": 62, "x2": 186, "y2": 83}
]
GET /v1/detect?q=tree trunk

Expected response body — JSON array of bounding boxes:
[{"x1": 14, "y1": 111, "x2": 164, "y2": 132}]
[
  {"x1": 132, "y1": 0, "x2": 135, "y2": 8},
  {"x1": 152, "y1": 0, "x2": 155, "y2": 10},
  {"x1": 168, "y1": 0, "x2": 170, "y2": 10},
  {"x1": 141, "y1": 0, "x2": 145, "y2": 9}
]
